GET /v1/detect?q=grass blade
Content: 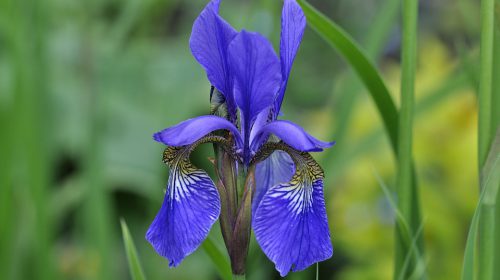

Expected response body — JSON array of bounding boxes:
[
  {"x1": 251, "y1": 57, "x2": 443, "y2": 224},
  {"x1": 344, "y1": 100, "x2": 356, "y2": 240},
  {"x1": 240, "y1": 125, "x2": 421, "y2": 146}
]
[
  {"x1": 296, "y1": 0, "x2": 399, "y2": 151},
  {"x1": 461, "y1": 205, "x2": 480, "y2": 280},
  {"x1": 201, "y1": 237, "x2": 232, "y2": 280},
  {"x1": 296, "y1": 1, "x2": 424, "y2": 277},
  {"x1": 120, "y1": 219, "x2": 147, "y2": 280},
  {"x1": 373, "y1": 170, "x2": 426, "y2": 280},
  {"x1": 462, "y1": 128, "x2": 500, "y2": 280},
  {"x1": 321, "y1": 0, "x2": 400, "y2": 174}
]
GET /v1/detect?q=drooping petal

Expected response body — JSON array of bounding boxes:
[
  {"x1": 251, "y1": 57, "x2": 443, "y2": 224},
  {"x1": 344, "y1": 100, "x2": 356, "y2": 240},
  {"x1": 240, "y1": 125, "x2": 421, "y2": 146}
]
[
  {"x1": 190, "y1": 0, "x2": 238, "y2": 119},
  {"x1": 153, "y1": 115, "x2": 242, "y2": 148},
  {"x1": 228, "y1": 31, "x2": 282, "y2": 135},
  {"x1": 253, "y1": 147, "x2": 333, "y2": 276},
  {"x1": 146, "y1": 143, "x2": 222, "y2": 266},
  {"x1": 274, "y1": 0, "x2": 306, "y2": 116},
  {"x1": 252, "y1": 150, "x2": 295, "y2": 214},
  {"x1": 251, "y1": 120, "x2": 334, "y2": 152}
]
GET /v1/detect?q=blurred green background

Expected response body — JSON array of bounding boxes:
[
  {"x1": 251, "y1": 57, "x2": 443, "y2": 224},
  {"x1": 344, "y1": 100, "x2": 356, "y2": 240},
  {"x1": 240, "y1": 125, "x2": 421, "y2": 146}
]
[{"x1": 0, "y1": 0, "x2": 482, "y2": 279}]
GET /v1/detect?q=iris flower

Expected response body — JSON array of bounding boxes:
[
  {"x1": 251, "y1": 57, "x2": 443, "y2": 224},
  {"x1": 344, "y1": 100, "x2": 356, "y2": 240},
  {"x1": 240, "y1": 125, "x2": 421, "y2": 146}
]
[{"x1": 146, "y1": 0, "x2": 334, "y2": 277}]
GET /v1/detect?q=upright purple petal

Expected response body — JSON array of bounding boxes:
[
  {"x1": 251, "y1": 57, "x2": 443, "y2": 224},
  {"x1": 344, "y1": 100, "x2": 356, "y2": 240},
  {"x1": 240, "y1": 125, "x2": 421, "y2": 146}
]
[
  {"x1": 146, "y1": 147, "x2": 221, "y2": 266},
  {"x1": 153, "y1": 115, "x2": 242, "y2": 148},
  {"x1": 248, "y1": 107, "x2": 272, "y2": 152},
  {"x1": 274, "y1": 0, "x2": 306, "y2": 116},
  {"x1": 190, "y1": 0, "x2": 238, "y2": 119},
  {"x1": 252, "y1": 150, "x2": 294, "y2": 214},
  {"x1": 251, "y1": 120, "x2": 334, "y2": 152},
  {"x1": 228, "y1": 31, "x2": 282, "y2": 137}
]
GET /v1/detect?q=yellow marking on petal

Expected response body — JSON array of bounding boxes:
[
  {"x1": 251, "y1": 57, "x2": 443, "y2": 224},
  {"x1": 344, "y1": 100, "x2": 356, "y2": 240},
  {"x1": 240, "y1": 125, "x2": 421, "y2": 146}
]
[
  {"x1": 162, "y1": 135, "x2": 235, "y2": 168},
  {"x1": 252, "y1": 141, "x2": 324, "y2": 194}
]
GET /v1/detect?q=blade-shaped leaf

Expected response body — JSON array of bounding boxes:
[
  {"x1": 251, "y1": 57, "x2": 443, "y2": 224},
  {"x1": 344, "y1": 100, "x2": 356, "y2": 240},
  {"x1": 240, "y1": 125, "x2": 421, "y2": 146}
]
[
  {"x1": 296, "y1": 0, "x2": 398, "y2": 151},
  {"x1": 462, "y1": 128, "x2": 500, "y2": 280},
  {"x1": 201, "y1": 237, "x2": 232, "y2": 280},
  {"x1": 120, "y1": 219, "x2": 146, "y2": 280},
  {"x1": 297, "y1": 1, "x2": 424, "y2": 278}
]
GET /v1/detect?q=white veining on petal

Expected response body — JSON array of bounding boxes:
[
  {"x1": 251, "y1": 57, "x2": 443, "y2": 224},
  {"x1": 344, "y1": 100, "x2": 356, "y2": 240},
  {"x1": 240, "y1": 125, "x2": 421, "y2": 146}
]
[
  {"x1": 253, "y1": 143, "x2": 332, "y2": 276},
  {"x1": 146, "y1": 137, "x2": 226, "y2": 266}
]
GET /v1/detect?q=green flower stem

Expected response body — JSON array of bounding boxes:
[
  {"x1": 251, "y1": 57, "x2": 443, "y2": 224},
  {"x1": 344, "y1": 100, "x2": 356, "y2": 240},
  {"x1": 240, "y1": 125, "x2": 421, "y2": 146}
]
[
  {"x1": 229, "y1": 165, "x2": 254, "y2": 276},
  {"x1": 395, "y1": 0, "x2": 419, "y2": 278},
  {"x1": 491, "y1": 0, "x2": 500, "y2": 138},
  {"x1": 478, "y1": 0, "x2": 494, "y2": 169},
  {"x1": 477, "y1": 0, "x2": 495, "y2": 279},
  {"x1": 214, "y1": 147, "x2": 238, "y2": 252},
  {"x1": 493, "y1": 0, "x2": 500, "y2": 273}
]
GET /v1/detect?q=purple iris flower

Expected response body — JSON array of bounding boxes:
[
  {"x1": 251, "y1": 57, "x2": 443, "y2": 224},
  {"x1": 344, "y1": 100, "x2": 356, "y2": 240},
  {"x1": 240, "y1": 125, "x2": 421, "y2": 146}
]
[{"x1": 146, "y1": 0, "x2": 334, "y2": 277}]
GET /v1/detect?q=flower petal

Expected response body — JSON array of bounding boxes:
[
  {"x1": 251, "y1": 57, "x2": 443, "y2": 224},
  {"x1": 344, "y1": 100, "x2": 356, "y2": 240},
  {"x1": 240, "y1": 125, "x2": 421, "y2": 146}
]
[
  {"x1": 253, "y1": 149, "x2": 333, "y2": 276},
  {"x1": 190, "y1": 0, "x2": 238, "y2": 119},
  {"x1": 153, "y1": 115, "x2": 242, "y2": 148},
  {"x1": 252, "y1": 120, "x2": 334, "y2": 152},
  {"x1": 274, "y1": 0, "x2": 306, "y2": 116},
  {"x1": 248, "y1": 107, "x2": 272, "y2": 152},
  {"x1": 228, "y1": 31, "x2": 282, "y2": 131},
  {"x1": 253, "y1": 150, "x2": 295, "y2": 214},
  {"x1": 146, "y1": 145, "x2": 221, "y2": 267}
]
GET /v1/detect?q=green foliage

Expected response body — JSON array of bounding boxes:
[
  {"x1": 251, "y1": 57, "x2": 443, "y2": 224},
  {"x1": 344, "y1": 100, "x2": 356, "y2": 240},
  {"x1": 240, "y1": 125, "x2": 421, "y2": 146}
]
[
  {"x1": 201, "y1": 237, "x2": 232, "y2": 280},
  {"x1": 0, "y1": 0, "x2": 492, "y2": 279},
  {"x1": 473, "y1": 0, "x2": 499, "y2": 279},
  {"x1": 373, "y1": 171, "x2": 425, "y2": 280},
  {"x1": 462, "y1": 130, "x2": 500, "y2": 280},
  {"x1": 121, "y1": 219, "x2": 147, "y2": 280},
  {"x1": 297, "y1": 0, "x2": 423, "y2": 278},
  {"x1": 296, "y1": 0, "x2": 399, "y2": 151}
]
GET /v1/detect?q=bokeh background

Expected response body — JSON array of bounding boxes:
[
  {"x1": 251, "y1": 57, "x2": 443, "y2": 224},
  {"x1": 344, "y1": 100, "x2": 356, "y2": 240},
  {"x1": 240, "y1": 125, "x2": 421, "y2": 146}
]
[{"x1": 0, "y1": 0, "x2": 483, "y2": 279}]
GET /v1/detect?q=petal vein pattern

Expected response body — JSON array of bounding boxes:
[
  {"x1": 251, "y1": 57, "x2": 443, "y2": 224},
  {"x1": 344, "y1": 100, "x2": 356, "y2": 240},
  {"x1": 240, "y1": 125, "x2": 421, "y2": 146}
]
[
  {"x1": 153, "y1": 115, "x2": 242, "y2": 148},
  {"x1": 146, "y1": 138, "x2": 226, "y2": 267},
  {"x1": 189, "y1": 0, "x2": 238, "y2": 119},
  {"x1": 228, "y1": 31, "x2": 281, "y2": 143},
  {"x1": 253, "y1": 145, "x2": 333, "y2": 276},
  {"x1": 253, "y1": 150, "x2": 295, "y2": 214},
  {"x1": 274, "y1": 0, "x2": 306, "y2": 116}
]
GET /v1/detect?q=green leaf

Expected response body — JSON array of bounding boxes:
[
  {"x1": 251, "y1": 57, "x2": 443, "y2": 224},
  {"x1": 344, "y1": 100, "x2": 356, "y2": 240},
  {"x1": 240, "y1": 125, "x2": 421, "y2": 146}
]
[
  {"x1": 296, "y1": 0, "x2": 399, "y2": 151},
  {"x1": 120, "y1": 219, "x2": 146, "y2": 280},
  {"x1": 462, "y1": 128, "x2": 500, "y2": 280},
  {"x1": 320, "y1": 0, "x2": 400, "y2": 175},
  {"x1": 461, "y1": 201, "x2": 480, "y2": 280},
  {"x1": 201, "y1": 237, "x2": 232, "y2": 280},
  {"x1": 373, "y1": 170, "x2": 425, "y2": 280},
  {"x1": 297, "y1": 1, "x2": 424, "y2": 277}
]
